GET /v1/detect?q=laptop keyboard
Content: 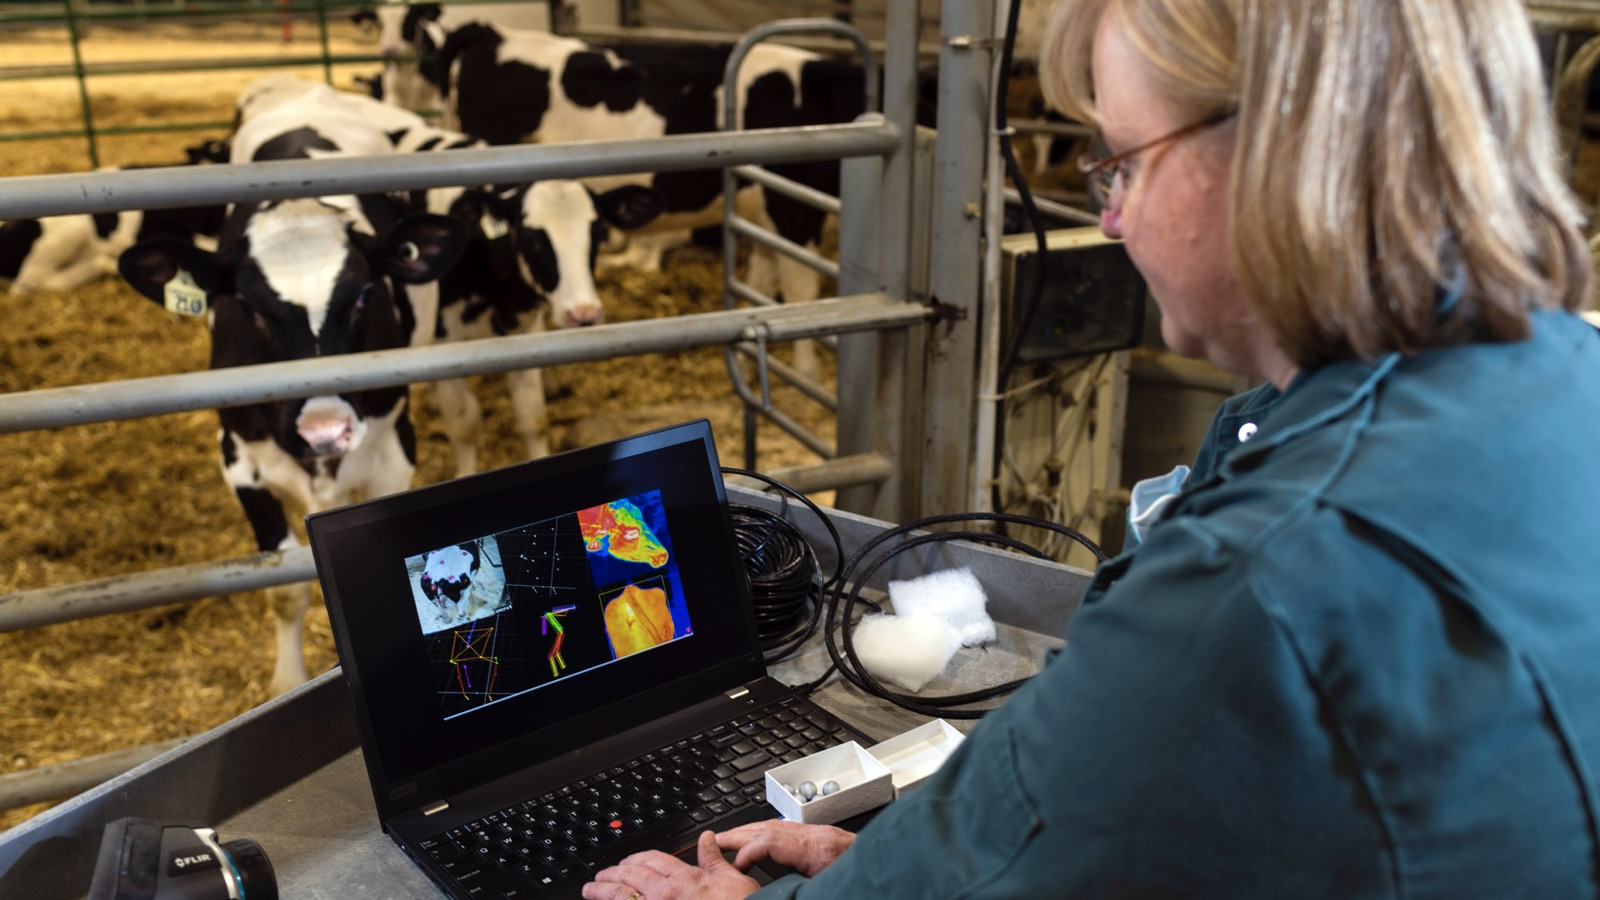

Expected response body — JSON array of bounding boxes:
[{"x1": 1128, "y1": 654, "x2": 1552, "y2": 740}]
[{"x1": 417, "y1": 697, "x2": 855, "y2": 898}]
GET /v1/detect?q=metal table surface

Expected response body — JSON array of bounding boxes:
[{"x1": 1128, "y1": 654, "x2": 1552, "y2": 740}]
[{"x1": 0, "y1": 487, "x2": 1095, "y2": 899}]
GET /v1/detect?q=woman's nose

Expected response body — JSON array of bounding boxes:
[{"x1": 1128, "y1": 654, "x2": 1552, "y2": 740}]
[{"x1": 1099, "y1": 204, "x2": 1123, "y2": 239}]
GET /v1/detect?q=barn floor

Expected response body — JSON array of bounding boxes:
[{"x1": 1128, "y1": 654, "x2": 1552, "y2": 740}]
[{"x1": 0, "y1": 21, "x2": 838, "y2": 831}]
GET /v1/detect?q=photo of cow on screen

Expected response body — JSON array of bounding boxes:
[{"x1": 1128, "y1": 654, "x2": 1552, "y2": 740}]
[{"x1": 406, "y1": 536, "x2": 510, "y2": 634}]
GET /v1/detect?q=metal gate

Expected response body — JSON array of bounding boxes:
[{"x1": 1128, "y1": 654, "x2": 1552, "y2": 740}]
[{"x1": 0, "y1": 0, "x2": 1005, "y2": 813}]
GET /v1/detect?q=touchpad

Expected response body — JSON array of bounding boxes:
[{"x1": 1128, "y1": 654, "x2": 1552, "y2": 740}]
[{"x1": 671, "y1": 847, "x2": 794, "y2": 886}]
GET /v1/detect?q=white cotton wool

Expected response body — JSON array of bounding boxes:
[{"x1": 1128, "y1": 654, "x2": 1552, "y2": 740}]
[
  {"x1": 886, "y1": 566, "x2": 996, "y2": 648},
  {"x1": 850, "y1": 613, "x2": 961, "y2": 693}
]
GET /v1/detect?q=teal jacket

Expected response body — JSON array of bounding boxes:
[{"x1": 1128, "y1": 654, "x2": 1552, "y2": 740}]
[{"x1": 764, "y1": 310, "x2": 1600, "y2": 898}]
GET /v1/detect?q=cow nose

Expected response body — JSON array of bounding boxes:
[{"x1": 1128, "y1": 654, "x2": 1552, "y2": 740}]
[
  {"x1": 566, "y1": 308, "x2": 604, "y2": 328},
  {"x1": 296, "y1": 397, "x2": 359, "y2": 456}
]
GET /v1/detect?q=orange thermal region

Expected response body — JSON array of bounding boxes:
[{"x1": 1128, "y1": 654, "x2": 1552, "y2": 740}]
[
  {"x1": 578, "y1": 501, "x2": 669, "y2": 568},
  {"x1": 603, "y1": 584, "x2": 675, "y2": 657}
]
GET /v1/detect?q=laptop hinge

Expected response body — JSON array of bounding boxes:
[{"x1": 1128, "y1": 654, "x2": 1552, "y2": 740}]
[
  {"x1": 421, "y1": 799, "x2": 450, "y2": 817},
  {"x1": 725, "y1": 686, "x2": 751, "y2": 700}
]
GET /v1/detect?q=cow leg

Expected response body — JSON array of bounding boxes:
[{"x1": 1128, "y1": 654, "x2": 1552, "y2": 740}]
[
  {"x1": 506, "y1": 366, "x2": 551, "y2": 460},
  {"x1": 431, "y1": 376, "x2": 483, "y2": 477},
  {"x1": 745, "y1": 243, "x2": 779, "y2": 299},
  {"x1": 233, "y1": 482, "x2": 310, "y2": 695},
  {"x1": 777, "y1": 253, "x2": 826, "y2": 382},
  {"x1": 268, "y1": 583, "x2": 311, "y2": 696}
]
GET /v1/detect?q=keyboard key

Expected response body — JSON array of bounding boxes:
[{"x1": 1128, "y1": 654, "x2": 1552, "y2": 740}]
[
  {"x1": 733, "y1": 767, "x2": 767, "y2": 786},
  {"x1": 730, "y1": 751, "x2": 770, "y2": 772},
  {"x1": 689, "y1": 808, "x2": 714, "y2": 823}
]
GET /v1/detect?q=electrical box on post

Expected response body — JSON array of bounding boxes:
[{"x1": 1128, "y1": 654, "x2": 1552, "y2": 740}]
[{"x1": 999, "y1": 227, "x2": 1147, "y2": 363}]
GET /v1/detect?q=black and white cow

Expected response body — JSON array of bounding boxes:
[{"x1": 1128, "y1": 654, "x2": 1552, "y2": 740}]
[
  {"x1": 116, "y1": 83, "x2": 468, "y2": 694},
  {"x1": 256, "y1": 76, "x2": 663, "y2": 474},
  {"x1": 1, "y1": 142, "x2": 231, "y2": 295},
  {"x1": 349, "y1": 0, "x2": 548, "y2": 114},
  {"x1": 420, "y1": 541, "x2": 480, "y2": 607},
  {"x1": 428, "y1": 25, "x2": 882, "y2": 376}
]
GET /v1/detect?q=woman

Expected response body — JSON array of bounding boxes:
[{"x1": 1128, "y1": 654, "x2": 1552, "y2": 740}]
[{"x1": 584, "y1": 1, "x2": 1600, "y2": 897}]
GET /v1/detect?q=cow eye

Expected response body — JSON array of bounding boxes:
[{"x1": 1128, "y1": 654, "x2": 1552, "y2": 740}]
[{"x1": 398, "y1": 241, "x2": 421, "y2": 262}]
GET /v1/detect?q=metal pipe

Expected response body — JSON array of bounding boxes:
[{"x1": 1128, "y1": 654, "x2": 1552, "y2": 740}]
[
  {"x1": 729, "y1": 279, "x2": 780, "y2": 308},
  {"x1": 728, "y1": 214, "x2": 842, "y2": 279},
  {"x1": 724, "y1": 452, "x2": 893, "y2": 497},
  {"x1": 1009, "y1": 118, "x2": 1092, "y2": 140},
  {"x1": 733, "y1": 343, "x2": 839, "y2": 411},
  {"x1": 0, "y1": 120, "x2": 902, "y2": 219},
  {"x1": 1003, "y1": 187, "x2": 1100, "y2": 226},
  {"x1": 973, "y1": 0, "x2": 1008, "y2": 515},
  {"x1": 1128, "y1": 348, "x2": 1243, "y2": 394},
  {"x1": 0, "y1": 738, "x2": 191, "y2": 812},
  {"x1": 0, "y1": 294, "x2": 926, "y2": 434},
  {"x1": 730, "y1": 164, "x2": 842, "y2": 214},
  {"x1": 567, "y1": 24, "x2": 944, "y2": 60},
  {"x1": 0, "y1": 550, "x2": 315, "y2": 632},
  {"x1": 0, "y1": 55, "x2": 388, "y2": 83}
]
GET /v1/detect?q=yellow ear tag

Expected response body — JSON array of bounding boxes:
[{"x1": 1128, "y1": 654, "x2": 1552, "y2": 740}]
[
  {"x1": 162, "y1": 268, "x2": 207, "y2": 317},
  {"x1": 480, "y1": 211, "x2": 510, "y2": 240}
]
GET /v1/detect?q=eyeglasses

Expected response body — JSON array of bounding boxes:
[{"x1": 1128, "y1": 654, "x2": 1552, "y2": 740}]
[{"x1": 1077, "y1": 111, "x2": 1234, "y2": 209}]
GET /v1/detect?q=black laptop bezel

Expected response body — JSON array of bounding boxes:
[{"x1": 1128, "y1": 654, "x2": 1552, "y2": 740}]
[{"x1": 306, "y1": 420, "x2": 769, "y2": 824}]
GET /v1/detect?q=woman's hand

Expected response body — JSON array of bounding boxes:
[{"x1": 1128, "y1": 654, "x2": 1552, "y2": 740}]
[
  {"x1": 582, "y1": 830, "x2": 762, "y2": 900},
  {"x1": 715, "y1": 820, "x2": 856, "y2": 877}
]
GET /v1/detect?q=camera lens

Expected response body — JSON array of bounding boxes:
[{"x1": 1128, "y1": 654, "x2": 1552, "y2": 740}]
[{"x1": 219, "y1": 838, "x2": 278, "y2": 900}]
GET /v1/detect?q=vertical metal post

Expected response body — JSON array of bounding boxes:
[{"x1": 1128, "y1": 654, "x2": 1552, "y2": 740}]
[
  {"x1": 316, "y1": 0, "x2": 335, "y2": 84},
  {"x1": 834, "y1": 140, "x2": 886, "y2": 516},
  {"x1": 832, "y1": 0, "x2": 921, "y2": 519},
  {"x1": 62, "y1": 0, "x2": 100, "y2": 169},
  {"x1": 917, "y1": 0, "x2": 996, "y2": 517}
]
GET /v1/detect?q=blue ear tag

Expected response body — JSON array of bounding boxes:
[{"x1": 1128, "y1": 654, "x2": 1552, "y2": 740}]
[
  {"x1": 162, "y1": 269, "x2": 207, "y2": 317},
  {"x1": 480, "y1": 211, "x2": 510, "y2": 240}
]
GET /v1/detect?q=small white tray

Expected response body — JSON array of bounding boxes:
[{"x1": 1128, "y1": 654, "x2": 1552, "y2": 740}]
[
  {"x1": 867, "y1": 718, "x2": 964, "y2": 796},
  {"x1": 763, "y1": 742, "x2": 894, "y2": 825}
]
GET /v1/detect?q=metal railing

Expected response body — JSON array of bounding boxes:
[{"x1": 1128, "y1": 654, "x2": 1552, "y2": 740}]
[{"x1": 0, "y1": 3, "x2": 940, "y2": 811}]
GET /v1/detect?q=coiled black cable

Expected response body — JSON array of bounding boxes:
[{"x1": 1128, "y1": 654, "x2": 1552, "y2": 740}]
[{"x1": 722, "y1": 467, "x2": 845, "y2": 664}]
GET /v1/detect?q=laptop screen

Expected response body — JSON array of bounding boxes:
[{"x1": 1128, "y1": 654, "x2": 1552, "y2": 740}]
[
  {"x1": 308, "y1": 420, "x2": 766, "y2": 805},
  {"x1": 405, "y1": 488, "x2": 695, "y2": 723}
]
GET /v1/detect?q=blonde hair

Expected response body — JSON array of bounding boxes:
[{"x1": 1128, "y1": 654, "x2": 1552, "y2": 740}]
[{"x1": 1040, "y1": 0, "x2": 1594, "y2": 367}]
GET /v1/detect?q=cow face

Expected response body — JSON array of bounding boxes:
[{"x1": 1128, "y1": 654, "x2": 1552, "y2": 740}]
[
  {"x1": 368, "y1": 0, "x2": 441, "y2": 58},
  {"x1": 506, "y1": 182, "x2": 663, "y2": 329},
  {"x1": 420, "y1": 541, "x2": 480, "y2": 608},
  {"x1": 118, "y1": 198, "x2": 467, "y2": 458}
]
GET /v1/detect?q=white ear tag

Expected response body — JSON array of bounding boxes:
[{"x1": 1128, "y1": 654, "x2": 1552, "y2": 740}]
[
  {"x1": 480, "y1": 212, "x2": 510, "y2": 240},
  {"x1": 162, "y1": 269, "x2": 207, "y2": 317}
]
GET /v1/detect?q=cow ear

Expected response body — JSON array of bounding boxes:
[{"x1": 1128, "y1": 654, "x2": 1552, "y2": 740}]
[
  {"x1": 381, "y1": 214, "x2": 469, "y2": 284},
  {"x1": 592, "y1": 185, "x2": 665, "y2": 232},
  {"x1": 415, "y1": 3, "x2": 442, "y2": 21},
  {"x1": 117, "y1": 239, "x2": 220, "y2": 315}
]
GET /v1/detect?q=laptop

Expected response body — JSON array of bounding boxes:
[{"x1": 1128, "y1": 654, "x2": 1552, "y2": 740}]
[{"x1": 306, "y1": 419, "x2": 869, "y2": 899}]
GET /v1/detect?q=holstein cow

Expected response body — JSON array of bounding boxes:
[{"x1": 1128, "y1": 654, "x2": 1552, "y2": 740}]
[
  {"x1": 116, "y1": 84, "x2": 468, "y2": 694},
  {"x1": 0, "y1": 141, "x2": 232, "y2": 295},
  {"x1": 349, "y1": 0, "x2": 549, "y2": 115},
  {"x1": 252, "y1": 76, "x2": 664, "y2": 474},
  {"x1": 430, "y1": 25, "x2": 879, "y2": 376}
]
